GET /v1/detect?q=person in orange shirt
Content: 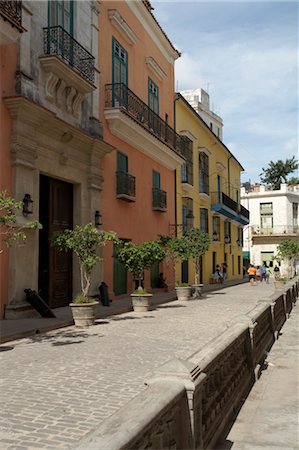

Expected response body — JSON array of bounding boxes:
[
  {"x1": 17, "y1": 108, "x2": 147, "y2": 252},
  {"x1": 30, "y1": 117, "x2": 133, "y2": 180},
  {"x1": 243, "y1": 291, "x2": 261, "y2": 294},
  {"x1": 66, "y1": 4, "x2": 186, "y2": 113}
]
[{"x1": 247, "y1": 264, "x2": 256, "y2": 285}]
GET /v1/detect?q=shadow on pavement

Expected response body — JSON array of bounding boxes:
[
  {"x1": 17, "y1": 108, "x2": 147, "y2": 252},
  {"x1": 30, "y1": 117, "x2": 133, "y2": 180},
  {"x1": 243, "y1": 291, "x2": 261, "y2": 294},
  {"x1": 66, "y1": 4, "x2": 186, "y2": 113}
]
[
  {"x1": 109, "y1": 315, "x2": 155, "y2": 321},
  {"x1": 23, "y1": 329, "x2": 100, "y2": 346},
  {"x1": 0, "y1": 345, "x2": 14, "y2": 352}
]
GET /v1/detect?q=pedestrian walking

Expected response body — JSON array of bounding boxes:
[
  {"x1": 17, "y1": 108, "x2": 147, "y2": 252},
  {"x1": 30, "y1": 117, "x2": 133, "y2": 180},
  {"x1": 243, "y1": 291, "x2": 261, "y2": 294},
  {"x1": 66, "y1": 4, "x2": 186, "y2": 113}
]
[
  {"x1": 261, "y1": 263, "x2": 267, "y2": 282},
  {"x1": 222, "y1": 262, "x2": 227, "y2": 282},
  {"x1": 256, "y1": 266, "x2": 261, "y2": 282},
  {"x1": 247, "y1": 264, "x2": 256, "y2": 285},
  {"x1": 214, "y1": 265, "x2": 223, "y2": 283},
  {"x1": 274, "y1": 265, "x2": 280, "y2": 279}
]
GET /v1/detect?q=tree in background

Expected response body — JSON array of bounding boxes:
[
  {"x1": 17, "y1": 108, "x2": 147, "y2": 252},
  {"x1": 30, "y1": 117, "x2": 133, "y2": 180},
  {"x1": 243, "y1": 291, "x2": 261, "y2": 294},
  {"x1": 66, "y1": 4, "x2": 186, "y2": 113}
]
[
  {"x1": 276, "y1": 239, "x2": 299, "y2": 279},
  {"x1": 287, "y1": 176, "x2": 299, "y2": 186},
  {"x1": 260, "y1": 156, "x2": 298, "y2": 190}
]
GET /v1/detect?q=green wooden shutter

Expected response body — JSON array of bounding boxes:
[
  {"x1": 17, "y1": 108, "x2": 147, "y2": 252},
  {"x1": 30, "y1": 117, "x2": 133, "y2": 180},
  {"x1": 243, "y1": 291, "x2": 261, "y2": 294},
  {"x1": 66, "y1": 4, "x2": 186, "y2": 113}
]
[
  {"x1": 152, "y1": 170, "x2": 160, "y2": 189},
  {"x1": 117, "y1": 152, "x2": 128, "y2": 173}
]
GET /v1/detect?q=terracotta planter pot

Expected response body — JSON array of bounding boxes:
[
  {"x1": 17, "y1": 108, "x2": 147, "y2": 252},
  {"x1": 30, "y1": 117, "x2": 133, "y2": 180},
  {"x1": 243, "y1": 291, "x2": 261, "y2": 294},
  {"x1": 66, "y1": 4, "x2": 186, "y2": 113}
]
[
  {"x1": 69, "y1": 301, "x2": 98, "y2": 327},
  {"x1": 175, "y1": 286, "x2": 192, "y2": 301},
  {"x1": 130, "y1": 294, "x2": 152, "y2": 312}
]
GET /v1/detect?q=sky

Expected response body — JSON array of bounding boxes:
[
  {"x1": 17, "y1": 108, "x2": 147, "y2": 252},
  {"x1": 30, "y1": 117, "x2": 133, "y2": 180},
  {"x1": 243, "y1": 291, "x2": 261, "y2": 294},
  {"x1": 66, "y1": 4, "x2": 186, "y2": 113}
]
[{"x1": 151, "y1": 0, "x2": 298, "y2": 184}]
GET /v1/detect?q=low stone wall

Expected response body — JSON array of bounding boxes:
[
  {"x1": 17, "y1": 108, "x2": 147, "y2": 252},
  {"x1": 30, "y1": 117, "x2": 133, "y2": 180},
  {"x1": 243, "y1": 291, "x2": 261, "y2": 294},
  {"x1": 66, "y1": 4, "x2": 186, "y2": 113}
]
[{"x1": 75, "y1": 278, "x2": 299, "y2": 450}]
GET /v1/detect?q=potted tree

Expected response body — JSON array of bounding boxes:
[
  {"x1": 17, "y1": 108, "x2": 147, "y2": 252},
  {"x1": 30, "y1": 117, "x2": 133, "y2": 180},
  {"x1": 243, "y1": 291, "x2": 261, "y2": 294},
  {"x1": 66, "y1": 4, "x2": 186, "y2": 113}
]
[
  {"x1": 53, "y1": 224, "x2": 117, "y2": 326},
  {"x1": 117, "y1": 239, "x2": 165, "y2": 312},
  {"x1": 184, "y1": 228, "x2": 211, "y2": 298},
  {"x1": 160, "y1": 234, "x2": 192, "y2": 301}
]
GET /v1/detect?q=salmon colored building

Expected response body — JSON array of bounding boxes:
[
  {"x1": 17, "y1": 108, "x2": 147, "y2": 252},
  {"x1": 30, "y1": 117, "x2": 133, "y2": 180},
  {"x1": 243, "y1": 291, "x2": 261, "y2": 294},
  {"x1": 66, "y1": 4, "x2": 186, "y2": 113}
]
[
  {"x1": 0, "y1": 2, "x2": 25, "y2": 318},
  {"x1": 99, "y1": 1, "x2": 186, "y2": 297}
]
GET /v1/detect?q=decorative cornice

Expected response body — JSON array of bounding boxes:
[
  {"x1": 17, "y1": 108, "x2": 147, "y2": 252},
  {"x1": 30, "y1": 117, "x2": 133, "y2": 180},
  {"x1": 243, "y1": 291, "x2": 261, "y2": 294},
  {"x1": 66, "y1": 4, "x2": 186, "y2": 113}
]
[
  {"x1": 127, "y1": 1, "x2": 180, "y2": 64},
  {"x1": 4, "y1": 97, "x2": 114, "y2": 159},
  {"x1": 145, "y1": 56, "x2": 166, "y2": 81},
  {"x1": 179, "y1": 130, "x2": 197, "y2": 142},
  {"x1": 198, "y1": 147, "x2": 211, "y2": 157},
  {"x1": 108, "y1": 9, "x2": 138, "y2": 45}
]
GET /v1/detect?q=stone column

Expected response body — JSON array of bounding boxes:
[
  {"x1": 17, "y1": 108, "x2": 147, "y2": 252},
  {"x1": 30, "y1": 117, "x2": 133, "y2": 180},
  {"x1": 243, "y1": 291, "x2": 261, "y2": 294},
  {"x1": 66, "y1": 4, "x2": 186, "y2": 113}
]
[{"x1": 6, "y1": 143, "x2": 40, "y2": 318}]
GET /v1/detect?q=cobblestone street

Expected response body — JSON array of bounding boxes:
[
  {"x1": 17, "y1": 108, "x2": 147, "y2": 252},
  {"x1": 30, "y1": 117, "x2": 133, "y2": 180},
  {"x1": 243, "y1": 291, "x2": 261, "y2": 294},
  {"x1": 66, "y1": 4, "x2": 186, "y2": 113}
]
[{"x1": 0, "y1": 282, "x2": 276, "y2": 449}]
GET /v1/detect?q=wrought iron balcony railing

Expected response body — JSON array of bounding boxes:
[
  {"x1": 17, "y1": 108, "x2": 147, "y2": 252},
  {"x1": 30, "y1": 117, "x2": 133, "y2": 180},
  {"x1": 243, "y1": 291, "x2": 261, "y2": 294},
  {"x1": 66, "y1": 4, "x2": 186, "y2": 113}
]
[
  {"x1": 116, "y1": 171, "x2": 136, "y2": 200},
  {"x1": 105, "y1": 83, "x2": 187, "y2": 158},
  {"x1": 43, "y1": 26, "x2": 95, "y2": 84},
  {"x1": 0, "y1": 0, "x2": 22, "y2": 29},
  {"x1": 240, "y1": 204, "x2": 250, "y2": 219},
  {"x1": 211, "y1": 191, "x2": 250, "y2": 224},
  {"x1": 152, "y1": 188, "x2": 167, "y2": 210},
  {"x1": 252, "y1": 225, "x2": 299, "y2": 236}
]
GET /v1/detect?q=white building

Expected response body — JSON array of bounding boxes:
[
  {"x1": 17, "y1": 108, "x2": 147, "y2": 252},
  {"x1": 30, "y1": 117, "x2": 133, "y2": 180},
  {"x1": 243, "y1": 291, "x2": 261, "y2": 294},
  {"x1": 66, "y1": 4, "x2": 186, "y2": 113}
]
[
  {"x1": 241, "y1": 183, "x2": 299, "y2": 275},
  {"x1": 180, "y1": 88, "x2": 223, "y2": 140}
]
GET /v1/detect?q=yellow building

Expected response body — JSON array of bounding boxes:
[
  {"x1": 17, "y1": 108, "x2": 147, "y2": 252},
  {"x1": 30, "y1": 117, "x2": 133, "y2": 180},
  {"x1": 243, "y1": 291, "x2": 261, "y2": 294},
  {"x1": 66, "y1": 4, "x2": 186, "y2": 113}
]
[{"x1": 174, "y1": 93, "x2": 249, "y2": 285}]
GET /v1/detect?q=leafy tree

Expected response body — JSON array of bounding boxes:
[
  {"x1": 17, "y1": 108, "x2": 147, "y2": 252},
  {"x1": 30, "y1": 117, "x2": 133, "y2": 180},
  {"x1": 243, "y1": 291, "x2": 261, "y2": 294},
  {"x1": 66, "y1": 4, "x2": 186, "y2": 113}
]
[
  {"x1": 0, "y1": 190, "x2": 38, "y2": 252},
  {"x1": 287, "y1": 176, "x2": 299, "y2": 186},
  {"x1": 184, "y1": 228, "x2": 211, "y2": 285},
  {"x1": 53, "y1": 224, "x2": 118, "y2": 300},
  {"x1": 117, "y1": 240, "x2": 166, "y2": 289},
  {"x1": 260, "y1": 157, "x2": 298, "y2": 190},
  {"x1": 160, "y1": 234, "x2": 191, "y2": 286},
  {"x1": 276, "y1": 239, "x2": 299, "y2": 278}
]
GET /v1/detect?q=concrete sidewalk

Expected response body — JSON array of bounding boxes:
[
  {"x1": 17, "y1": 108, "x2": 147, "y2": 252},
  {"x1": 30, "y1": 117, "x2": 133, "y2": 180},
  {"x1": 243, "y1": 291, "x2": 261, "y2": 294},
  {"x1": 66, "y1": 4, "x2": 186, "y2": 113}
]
[
  {"x1": 0, "y1": 278, "x2": 247, "y2": 344},
  {"x1": 223, "y1": 303, "x2": 299, "y2": 450}
]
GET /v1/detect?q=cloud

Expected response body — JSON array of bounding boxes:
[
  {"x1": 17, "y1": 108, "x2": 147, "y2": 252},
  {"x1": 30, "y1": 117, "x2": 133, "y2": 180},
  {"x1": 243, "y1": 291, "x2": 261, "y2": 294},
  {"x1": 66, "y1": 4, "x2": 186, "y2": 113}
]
[{"x1": 152, "y1": 1, "x2": 298, "y2": 182}]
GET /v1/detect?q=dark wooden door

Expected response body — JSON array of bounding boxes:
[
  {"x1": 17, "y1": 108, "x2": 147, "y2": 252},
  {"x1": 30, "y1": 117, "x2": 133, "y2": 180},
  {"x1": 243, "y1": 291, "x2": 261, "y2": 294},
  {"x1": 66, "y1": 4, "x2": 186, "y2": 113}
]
[
  {"x1": 39, "y1": 176, "x2": 73, "y2": 308},
  {"x1": 49, "y1": 178, "x2": 73, "y2": 307}
]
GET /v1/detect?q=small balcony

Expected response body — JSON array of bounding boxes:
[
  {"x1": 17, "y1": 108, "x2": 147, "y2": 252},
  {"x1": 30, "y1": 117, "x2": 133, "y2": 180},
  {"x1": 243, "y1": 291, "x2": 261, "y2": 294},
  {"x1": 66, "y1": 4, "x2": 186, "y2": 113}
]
[
  {"x1": 211, "y1": 192, "x2": 249, "y2": 225},
  {"x1": 0, "y1": 1, "x2": 25, "y2": 44},
  {"x1": 152, "y1": 188, "x2": 167, "y2": 212},
  {"x1": 39, "y1": 26, "x2": 96, "y2": 117},
  {"x1": 116, "y1": 171, "x2": 136, "y2": 202},
  {"x1": 43, "y1": 26, "x2": 95, "y2": 83},
  {"x1": 104, "y1": 83, "x2": 186, "y2": 170}
]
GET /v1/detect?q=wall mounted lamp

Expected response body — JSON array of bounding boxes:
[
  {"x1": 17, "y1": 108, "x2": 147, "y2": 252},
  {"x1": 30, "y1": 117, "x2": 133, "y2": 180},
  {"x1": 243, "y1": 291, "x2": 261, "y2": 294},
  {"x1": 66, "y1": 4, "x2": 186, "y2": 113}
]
[
  {"x1": 94, "y1": 210, "x2": 102, "y2": 227},
  {"x1": 224, "y1": 236, "x2": 231, "y2": 244},
  {"x1": 22, "y1": 194, "x2": 33, "y2": 217},
  {"x1": 212, "y1": 231, "x2": 219, "y2": 241}
]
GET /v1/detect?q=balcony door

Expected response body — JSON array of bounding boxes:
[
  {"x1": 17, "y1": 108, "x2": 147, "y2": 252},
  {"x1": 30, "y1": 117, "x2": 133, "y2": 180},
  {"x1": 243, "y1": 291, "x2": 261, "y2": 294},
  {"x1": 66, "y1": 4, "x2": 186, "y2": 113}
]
[
  {"x1": 112, "y1": 38, "x2": 128, "y2": 107},
  {"x1": 48, "y1": 0, "x2": 74, "y2": 36}
]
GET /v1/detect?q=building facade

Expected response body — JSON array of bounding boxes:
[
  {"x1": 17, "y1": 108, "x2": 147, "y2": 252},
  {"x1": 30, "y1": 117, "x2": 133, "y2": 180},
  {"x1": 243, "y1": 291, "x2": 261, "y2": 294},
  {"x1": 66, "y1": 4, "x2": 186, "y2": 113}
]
[
  {"x1": 181, "y1": 88, "x2": 223, "y2": 141},
  {"x1": 174, "y1": 93, "x2": 248, "y2": 285},
  {"x1": 0, "y1": 0, "x2": 113, "y2": 319},
  {"x1": 241, "y1": 183, "x2": 299, "y2": 275},
  {"x1": 99, "y1": 0, "x2": 185, "y2": 297}
]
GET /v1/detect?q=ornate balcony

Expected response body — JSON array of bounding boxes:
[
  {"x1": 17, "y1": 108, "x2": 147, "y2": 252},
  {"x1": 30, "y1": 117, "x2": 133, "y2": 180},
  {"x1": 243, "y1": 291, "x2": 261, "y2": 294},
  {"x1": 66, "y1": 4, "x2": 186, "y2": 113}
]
[
  {"x1": 152, "y1": 188, "x2": 167, "y2": 212},
  {"x1": 211, "y1": 192, "x2": 249, "y2": 225},
  {"x1": 40, "y1": 26, "x2": 96, "y2": 117},
  {"x1": 105, "y1": 83, "x2": 186, "y2": 170},
  {"x1": 0, "y1": 1, "x2": 25, "y2": 44},
  {"x1": 116, "y1": 171, "x2": 136, "y2": 202}
]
